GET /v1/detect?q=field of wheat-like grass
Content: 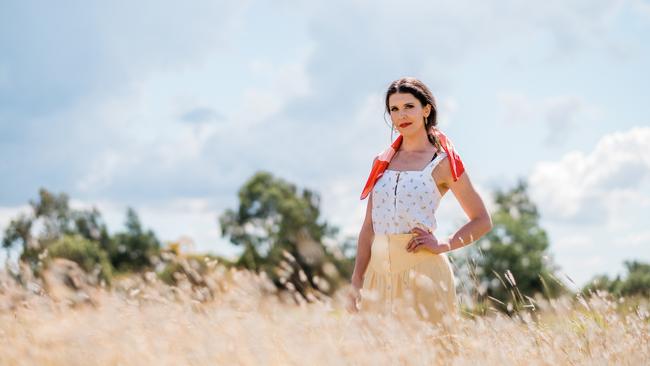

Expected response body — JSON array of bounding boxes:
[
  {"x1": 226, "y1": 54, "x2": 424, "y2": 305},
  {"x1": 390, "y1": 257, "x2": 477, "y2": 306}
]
[{"x1": 1, "y1": 260, "x2": 648, "y2": 365}]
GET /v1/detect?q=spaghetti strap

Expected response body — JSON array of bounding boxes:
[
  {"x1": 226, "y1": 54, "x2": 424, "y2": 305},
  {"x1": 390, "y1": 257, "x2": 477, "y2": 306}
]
[{"x1": 424, "y1": 151, "x2": 447, "y2": 172}]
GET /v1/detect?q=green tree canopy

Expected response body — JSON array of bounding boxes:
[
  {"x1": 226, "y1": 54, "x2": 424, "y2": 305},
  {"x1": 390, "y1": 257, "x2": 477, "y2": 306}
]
[
  {"x1": 584, "y1": 260, "x2": 650, "y2": 297},
  {"x1": 463, "y1": 181, "x2": 564, "y2": 310},
  {"x1": 46, "y1": 234, "x2": 113, "y2": 283},
  {"x1": 107, "y1": 208, "x2": 161, "y2": 272},
  {"x1": 219, "y1": 171, "x2": 352, "y2": 297},
  {"x1": 2, "y1": 189, "x2": 105, "y2": 266},
  {"x1": 2, "y1": 188, "x2": 160, "y2": 276}
]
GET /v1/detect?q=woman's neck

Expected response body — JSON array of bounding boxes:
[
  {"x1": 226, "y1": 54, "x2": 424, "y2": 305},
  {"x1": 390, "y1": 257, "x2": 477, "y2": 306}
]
[{"x1": 400, "y1": 131, "x2": 434, "y2": 153}]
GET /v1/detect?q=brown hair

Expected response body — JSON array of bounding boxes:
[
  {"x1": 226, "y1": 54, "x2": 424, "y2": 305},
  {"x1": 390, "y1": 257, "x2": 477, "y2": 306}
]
[{"x1": 385, "y1": 77, "x2": 440, "y2": 149}]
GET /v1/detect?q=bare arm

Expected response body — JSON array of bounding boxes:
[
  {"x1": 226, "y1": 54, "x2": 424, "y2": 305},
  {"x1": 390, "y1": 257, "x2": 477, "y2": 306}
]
[
  {"x1": 444, "y1": 162, "x2": 493, "y2": 250},
  {"x1": 350, "y1": 192, "x2": 374, "y2": 289},
  {"x1": 427, "y1": 157, "x2": 492, "y2": 251}
]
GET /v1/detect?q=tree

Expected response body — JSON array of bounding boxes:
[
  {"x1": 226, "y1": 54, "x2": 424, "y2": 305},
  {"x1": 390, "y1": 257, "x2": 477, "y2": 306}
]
[
  {"x1": 463, "y1": 181, "x2": 564, "y2": 310},
  {"x1": 620, "y1": 261, "x2": 650, "y2": 296},
  {"x1": 2, "y1": 188, "x2": 160, "y2": 275},
  {"x1": 584, "y1": 260, "x2": 650, "y2": 297},
  {"x1": 2, "y1": 189, "x2": 114, "y2": 265},
  {"x1": 3, "y1": 189, "x2": 78, "y2": 266},
  {"x1": 73, "y1": 207, "x2": 113, "y2": 252},
  {"x1": 2, "y1": 213, "x2": 34, "y2": 258},
  {"x1": 107, "y1": 208, "x2": 161, "y2": 272},
  {"x1": 219, "y1": 171, "x2": 352, "y2": 298}
]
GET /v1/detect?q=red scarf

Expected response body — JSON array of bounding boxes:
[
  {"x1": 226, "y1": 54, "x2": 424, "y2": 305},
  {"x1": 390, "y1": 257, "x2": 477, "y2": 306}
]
[{"x1": 360, "y1": 130, "x2": 465, "y2": 200}]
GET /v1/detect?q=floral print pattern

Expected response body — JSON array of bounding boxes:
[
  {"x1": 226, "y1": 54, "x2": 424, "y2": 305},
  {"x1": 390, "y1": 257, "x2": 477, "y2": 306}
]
[{"x1": 371, "y1": 152, "x2": 447, "y2": 235}]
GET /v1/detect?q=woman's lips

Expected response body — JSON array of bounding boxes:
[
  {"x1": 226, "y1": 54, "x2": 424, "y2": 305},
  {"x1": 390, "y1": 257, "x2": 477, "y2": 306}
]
[{"x1": 399, "y1": 122, "x2": 412, "y2": 128}]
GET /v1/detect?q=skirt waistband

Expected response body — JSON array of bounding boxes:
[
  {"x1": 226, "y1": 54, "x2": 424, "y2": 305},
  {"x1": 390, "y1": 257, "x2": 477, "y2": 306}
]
[
  {"x1": 369, "y1": 234, "x2": 449, "y2": 274},
  {"x1": 378, "y1": 233, "x2": 414, "y2": 239}
]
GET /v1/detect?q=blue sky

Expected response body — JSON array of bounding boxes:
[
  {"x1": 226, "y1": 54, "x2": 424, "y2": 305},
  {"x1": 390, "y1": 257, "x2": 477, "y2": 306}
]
[{"x1": 1, "y1": 0, "x2": 649, "y2": 287}]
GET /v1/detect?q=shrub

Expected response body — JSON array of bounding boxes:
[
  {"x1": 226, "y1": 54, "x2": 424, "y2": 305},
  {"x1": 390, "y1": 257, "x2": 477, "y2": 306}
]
[{"x1": 47, "y1": 235, "x2": 113, "y2": 284}]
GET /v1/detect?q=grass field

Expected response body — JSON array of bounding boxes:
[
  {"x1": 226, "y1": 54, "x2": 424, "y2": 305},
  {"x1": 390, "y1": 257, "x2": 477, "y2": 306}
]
[{"x1": 1, "y1": 260, "x2": 648, "y2": 365}]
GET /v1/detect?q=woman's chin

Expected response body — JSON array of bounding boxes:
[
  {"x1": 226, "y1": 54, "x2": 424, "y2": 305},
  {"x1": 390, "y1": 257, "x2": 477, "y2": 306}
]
[{"x1": 400, "y1": 127, "x2": 424, "y2": 137}]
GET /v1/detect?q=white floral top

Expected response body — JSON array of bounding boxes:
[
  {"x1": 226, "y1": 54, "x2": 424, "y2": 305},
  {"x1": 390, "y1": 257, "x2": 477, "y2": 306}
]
[{"x1": 371, "y1": 152, "x2": 447, "y2": 235}]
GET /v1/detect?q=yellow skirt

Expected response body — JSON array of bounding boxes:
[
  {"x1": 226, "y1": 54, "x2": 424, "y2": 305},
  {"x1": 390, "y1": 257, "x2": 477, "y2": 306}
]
[{"x1": 361, "y1": 234, "x2": 458, "y2": 324}]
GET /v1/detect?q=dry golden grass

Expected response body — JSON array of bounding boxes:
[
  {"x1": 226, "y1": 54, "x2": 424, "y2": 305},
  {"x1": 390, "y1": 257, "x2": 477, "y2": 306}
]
[{"x1": 1, "y1": 260, "x2": 648, "y2": 366}]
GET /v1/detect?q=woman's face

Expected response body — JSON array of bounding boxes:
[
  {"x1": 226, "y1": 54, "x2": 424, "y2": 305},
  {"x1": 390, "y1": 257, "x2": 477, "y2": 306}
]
[{"x1": 388, "y1": 92, "x2": 431, "y2": 136}]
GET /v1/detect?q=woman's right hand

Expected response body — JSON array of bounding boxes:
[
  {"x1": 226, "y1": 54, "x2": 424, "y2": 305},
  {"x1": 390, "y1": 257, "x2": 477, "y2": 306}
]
[{"x1": 346, "y1": 276, "x2": 363, "y2": 313}]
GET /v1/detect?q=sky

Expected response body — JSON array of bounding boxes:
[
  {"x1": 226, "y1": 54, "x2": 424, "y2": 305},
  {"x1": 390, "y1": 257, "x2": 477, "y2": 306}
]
[{"x1": 1, "y1": 0, "x2": 649, "y2": 288}]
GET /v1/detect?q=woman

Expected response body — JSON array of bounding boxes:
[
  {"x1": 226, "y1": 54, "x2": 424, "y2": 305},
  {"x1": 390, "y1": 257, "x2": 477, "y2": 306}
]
[{"x1": 347, "y1": 77, "x2": 492, "y2": 324}]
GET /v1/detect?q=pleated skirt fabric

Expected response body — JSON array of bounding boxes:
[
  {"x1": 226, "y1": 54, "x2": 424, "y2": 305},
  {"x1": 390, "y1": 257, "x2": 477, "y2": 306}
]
[{"x1": 361, "y1": 234, "x2": 458, "y2": 324}]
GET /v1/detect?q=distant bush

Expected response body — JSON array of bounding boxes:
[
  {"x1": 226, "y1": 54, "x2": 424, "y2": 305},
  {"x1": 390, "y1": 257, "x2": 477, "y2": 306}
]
[
  {"x1": 584, "y1": 260, "x2": 650, "y2": 297},
  {"x1": 47, "y1": 235, "x2": 113, "y2": 284},
  {"x1": 158, "y1": 253, "x2": 231, "y2": 286}
]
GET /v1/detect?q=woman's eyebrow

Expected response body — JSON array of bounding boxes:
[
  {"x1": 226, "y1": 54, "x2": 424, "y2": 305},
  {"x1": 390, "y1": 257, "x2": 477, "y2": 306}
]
[{"x1": 390, "y1": 102, "x2": 415, "y2": 108}]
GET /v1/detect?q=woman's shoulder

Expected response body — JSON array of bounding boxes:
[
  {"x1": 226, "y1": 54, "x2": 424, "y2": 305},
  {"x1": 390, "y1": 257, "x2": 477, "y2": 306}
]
[{"x1": 431, "y1": 153, "x2": 453, "y2": 182}]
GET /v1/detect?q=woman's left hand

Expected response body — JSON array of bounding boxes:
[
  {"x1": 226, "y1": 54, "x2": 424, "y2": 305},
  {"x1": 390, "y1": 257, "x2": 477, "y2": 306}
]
[{"x1": 406, "y1": 227, "x2": 450, "y2": 254}]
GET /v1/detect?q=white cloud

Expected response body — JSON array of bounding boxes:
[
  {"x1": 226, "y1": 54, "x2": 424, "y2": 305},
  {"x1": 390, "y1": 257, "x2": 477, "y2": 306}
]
[
  {"x1": 304, "y1": 0, "x2": 628, "y2": 81},
  {"x1": 2, "y1": 0, "x2": 635, "y2": 204},
  {"x1": 613, "y1": 231, "x2": 650, "y2": 248},
  {"x1": 236, "y1": 51, "x2": 314, "y2": 126},
  {"x1": 76, "y1": 151, "x2": 123, "y2": 193},
  {"x1": 555, "y1": 234, "x2": 592, "y2": 249},
  {"x1": 528, "y1": 127, "x2": 650, "y2": 285},
  {"x1": 497, "y1": 92, "x2": 601, "y2": 145},
  {"x1": 530, "y1": 127, "x2": 650, "y2": 220},
  {"x1": 319, "y1": 176, "x2": 368, "y2": 239},
  {"x1": 529, "y1": 127, "x2": 650, "y2": 224},
  {"x1": 631, "y1": 0, "x2": 650, "y2": 18},
  {"x1": 437, "y1": 97, "x2": 459, "y2": 128},
  {"x1": 0, "y1": 1, "x2": 250, "y2": 119},
  {"x1": 25, "y1": 41, "x2": 313, "y2": 202}
]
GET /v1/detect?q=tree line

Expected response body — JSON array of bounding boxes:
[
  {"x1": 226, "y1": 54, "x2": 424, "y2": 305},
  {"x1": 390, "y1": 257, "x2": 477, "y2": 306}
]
[
  {"x1": 2, "y1": 189, "x2": 161, "y2": 284},
  {"x1": 3, "y1": 172, "x2": 649, "y2": 310}
]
